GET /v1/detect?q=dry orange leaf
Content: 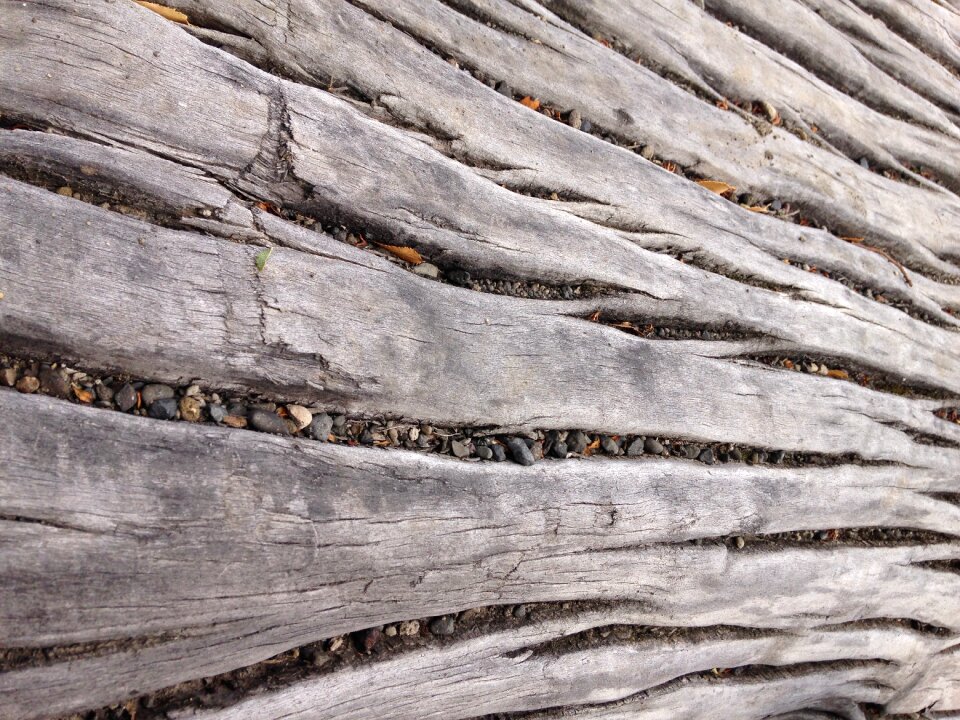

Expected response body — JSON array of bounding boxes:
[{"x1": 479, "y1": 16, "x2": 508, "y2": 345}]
[
  {"x1": 588, "y1": 310, "x2": 601, "y2": 322},
  {"x1": 223, "y1": 415, "x2": 248, "y2": 428},
  {"x1": 840, "y1": 236, "x2": 865, "y2": 244},
  {"x1": 583, "y1": 437, "x2": 601, "y2": 456},
  {"x1": 519, "y1": 96, "x2": 541, "y2": 111},
  {"x1": 134, "y1": 1, "x2": 189, "y2": 23},
  {"x1": 696, "y1": 179, "x2": 736, "y2": 196},
  {"x1": 376, "y1": 243, "x2": 423, "y2": 265},
  {"x1": 747, "y1": 205, "x2": 769, "y2": 213},
  {"x1": 827, "y1": 369, "x2": 850, "y2": 380},
  {"x1": 73, "y1": 385, "x2": 94, "y2": 403}
]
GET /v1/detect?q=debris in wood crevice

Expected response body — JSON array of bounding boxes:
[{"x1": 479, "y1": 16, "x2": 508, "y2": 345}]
[
  {"x1": 747, "y1": 354, "x2": 960, "y2": 401},
  {"x1": 589, "y1": 313, "x2": 762, "y2": 342},
  {"x1": 45, "y1": 599, "x2": 945, "y2": 720},
  {"x1": 0, "y1": 354, "x2": 900, "y2": 468}
]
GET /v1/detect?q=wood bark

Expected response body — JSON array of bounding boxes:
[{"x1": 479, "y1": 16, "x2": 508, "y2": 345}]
[{"x1": 0, "y1": 0, "x2": 958, "y2": 718}]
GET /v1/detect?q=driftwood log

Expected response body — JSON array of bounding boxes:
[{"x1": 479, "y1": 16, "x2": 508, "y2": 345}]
[{"x1": 0, "y1": 1, "x2": 959, "y2": 718}]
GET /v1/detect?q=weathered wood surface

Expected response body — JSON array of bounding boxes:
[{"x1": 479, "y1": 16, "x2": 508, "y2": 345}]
[{"x1": 1, "y1": 0, "x2": 959, "y2": 718}]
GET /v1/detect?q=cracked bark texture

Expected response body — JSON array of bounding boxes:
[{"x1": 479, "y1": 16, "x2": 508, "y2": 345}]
[{"x1": 0, "y1": 0, "x2": 958, "y2": 718}]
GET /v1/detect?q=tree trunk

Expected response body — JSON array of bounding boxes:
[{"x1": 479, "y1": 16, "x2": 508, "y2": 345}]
[{"x1": 1, "y1": 1, "x2": 959, "y2": 718}]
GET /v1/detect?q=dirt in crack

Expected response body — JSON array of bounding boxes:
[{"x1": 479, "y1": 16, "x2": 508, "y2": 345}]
[{"x1": 0, "y1": 353, "x2": 886, "y2": 468}]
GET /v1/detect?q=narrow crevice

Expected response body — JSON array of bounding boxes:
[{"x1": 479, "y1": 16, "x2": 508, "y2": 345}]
[
  {"x1": 42, "y1": 600, "x2": 942, "y2": 720},
  {"x1": 0, "y1": 631, "x2": 190, "y2": 674},
  {"x1": 0, "y1": 353, "x2": 898, "y2": 469},
  {"x1": 588, "y1": 312, "x2": 764, "y2": 343},
  {"x1": 745, "y1": 354, "x2": 960, "y2": 402}
]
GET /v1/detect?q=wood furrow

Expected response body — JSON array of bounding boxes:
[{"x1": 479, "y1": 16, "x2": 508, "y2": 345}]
[
  {"x1": 0, "y1": 391, "x2": 958, "y2": 716},
  {"x1": 5, "y1": 178, "x2": 960, "y2": 462}
]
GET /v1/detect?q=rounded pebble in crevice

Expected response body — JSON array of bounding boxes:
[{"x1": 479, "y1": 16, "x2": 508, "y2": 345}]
[
  {"x1": 644, "y1": 438, "x2": 664, "y2": 455},
  {"x1": 476, "y1": 445, "x2": 493, "y2": 460},
  {"x1": 249, "y1": 409, "x2": 290, "y2": 435},
  {"x1": 286, "y1": 404, "x2": 312, "y2": 431},
  {"x1": 115, "y1": 383, "x2": 137, "y2": 411},
  {"x1": 398, "y1": 620, "x2": 420, "y2": 637},
  {"x1": 491, "y1": 444, "x2": 507, "y2": 462},
  {"x1": 698, "y1": 448, "x2": 715, "y2": 465},
  {"x1": 451, "y1": 439, "x2": 471, "y2": 458},
  {"x1": 412, "y1": 262, "x2": 439, "y2": 279},
  {"x1": 15, "y1": 375, "x2": 40, "y2": 394},
  {"x1": 568, "y1": 109, "x2": 582, "y2": 130},
  {"x1": 504, "y1": 437, "x2": 536, "y2": 466},
  {"x1": 728, "y1": 448, "x2": 743, "y2": 462},
  {"x1": 309, "y1": 413, "x2": 334, "y2": 441},
  {"x1": 141, "y1": 384, "x2": 174, "y2": 407},
  {"x1": 551, "y1": 440, "x2": 568, "y2": 459},
  {"x1": 495, "y1": 81, "x2": 513, "y2": 97},
  {"x1": 208, "y1": 404, "x2": 226, "y2": 423},
  {"x1": 626, "y1": 438, "x2": 644, "y2": 457},
  {"x1": 429, "y1": 616, "x2": 456, "y2": 636},
  {"x1": 447, "y1": 269, "x2": 472, "y2": 286},
  {"x1": 148, "y1": 398, "x2": 178, "y2": 420},
  {"x1": 768, "y1": 449, "x2": 785, "y2": 464},
  {"x1": 178, "y1": 396, "x2": 203, "y2": 422},
  {"x1": 38, "y1": 367, "x2": 71, "y2": 399},
  {"x1": 95, "y1": 382, "x2": 114, "y2": 403},
  {"x1": 600, "y1": 435, "x2": 619, "y2": 455}
]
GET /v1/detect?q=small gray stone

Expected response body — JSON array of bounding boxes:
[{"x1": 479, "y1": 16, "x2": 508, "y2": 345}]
[
  {"x1": 768, "y1": 449, "x2": 785, "y2": 464},
  {"x1": 600, "y1": 435, "x2": 619, "y2": 454},
  {"x1": 512, "y1": 604, "x2": 528, "y2": 619},
  {"x1": 412, "y1": 262, "x2": 439, "y2": 279},
  {"x1": 429, "y1": 616, "x2": 456, "y2": 636},
  {"x1": 567, "y1": 430, "x2": 590, "y2": 454},
  {"x1": 728, "y1": 448, "x2": 743, "y2": 462},
  {"x1": 116, "y1": 383, "x2": 137, "y2": 412},
  {"x1": 567, "y1": 109, "x2": 582, "y2": 130},
  {"x1": 476, "y1": 445, "x2": 493, "y2": 460},
  {"x1": 684, "y1": 445, "x2": 701, "y2": 460},
  {"x1": 504, "y1": 437, "x2": 535, "y2": 466},
  {"x1": 550, "y1": 440, "x2": 568, "y2": 459},
  {"x1": 95, "y1": 382, "x2": 114, "y2": 403},
  {"x1": 859, "y1": 157, "x2": 870, "y2": 169},
  {"x1": 148, "y1": 397, "x2": 178, "y2": 420},
  {"x1": 495, "y1": 81, "x2": 513, "y2": 97},
  {"x1": 698, "y1": 448, "x2": 715, "y2": 465},
  {"x1": 141, "y1": 384, "x2": 175, "y2": 407},
  {"x1": 644, "y1": 438, "x2": 664, "y2": 454},
  {"x1": 451, "y1": 439, "x2": 471, "y2": 458},
  {"x1": 309, "y1": 412, "x2": 333, "y2": 441},
  {"x1": 39, "y1": 367, "x2": 72, "y2": 399},
  {"x1": 249, "y1": 409, "x2": 290, "y2": 435},
  {"x1": 0, "y1": 367, "x2": 17, "y2": 387},
  {"x1": 208, "y1": 404, "x2": 226, "y2": 423},
  {"x1": 626, "y1": 438, "x2": 645, "y2": 457},
  {"x1": 491, "y1": 444, "x2": 507, "y2": 462},
  {"x1": 447, "y1": 269, "x2": 471, "y2": 286}
]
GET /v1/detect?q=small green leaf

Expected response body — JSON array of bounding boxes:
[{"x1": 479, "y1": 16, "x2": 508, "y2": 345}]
[{"x1": 255, "y1": 247, "x2": 272, "y2": 272}]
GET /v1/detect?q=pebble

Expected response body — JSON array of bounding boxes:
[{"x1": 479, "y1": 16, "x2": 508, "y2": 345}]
[
  {"x1": 398, "y1": 620, "x2": 420, "y2": 637},
  {"x1": 476, "y1": 445, "x2": 493, "y2": 460},
  {"x1": 566, "y1": 430, "x2": 590, "y2": 454},
  {"x1": 504, "y1": 437, "x2": 535, "y2": 466},
  {"x1": 451, "y1": 439, "x2": 471, "y2": 458},
  {"x1": 512, "y1": 604, "x2": 528, "y2": 619},
  {"x1": 412, "y1": 263, "x2": 440, "y2": 279},
  {"x1": 728, "y1": 448, "x2": 743, "y2": 462},
  {"x1": 327, "y1": 636, "x2": 345, "y2": 653},
  {"x1": 626, "y1": 438, "x2": 645, "y2": 457},
  {"x1": 286, "y1": 404, "x2": 312, "y2": 430},
  {"x1": 735, "y1": 536, "x2": 746, "y2": 549},
  {"x1": 310, "y1": 413, "x2": 334, "y2": 441},
  {"x1": 38, "y1": 367, "x2": 71, "y2": 399},
  {"x1": 332, "y1": 414, "x2": 347, "y2": 431},
  {"x1": 56, "y1": 186, "x2": 73, "y2": 197},
  {"x1": 600, "y1": 435, "x2": 619, "y2": 455},
  {"x1": 141, "y1": 384, "x2": 174, "y2": 407},
  {"x1": 184, "y1": 384, "x2": 202, "y2": 397},
  {"x1": 0, "y1": 367, "x2": 16, "y2": 387},
  {"x1": 15, "y1": 375, "x2": 39, "y2": 394},
  {"x1": 223, "y1": 415, "x2": 248, "y2": 428},
  {"x1": 408, "y1": 427, "x2": 420, "y2": 441},
  {"x1": 568, "y1": 109, "x2": 582, "y2": 130},
  {"x1": 644, "y1": 437, "x2": 664, "y2": 455},
  {"x1": 178, "y1": 396, "x2": 203, "y2": 422},
  {"x1": 208, "y1": 404, "x2": 226, "y2": 423},
  {"x1": 768, "y1": 449, "x2": 785, "y2": 464},
  {"x1": 580, "y1": 118, "x2": 593, "y2": 133},
  {"x1": 491, "y1": 444, "x2": 507, "y2": 462},
  {"x1": 384, "y1": 624, "x2": 398, "y2": 637},
  {"x1": 859, "y1": 157, "x2": 870, "y2": 169},
  {"x1": 148, "y1": 398, "x2": 178, "y2": 420},
  {"x1": 115, "y1": 383, "x2": 137, "y2": 411},
  {"x1": 447, "y1": 269, "x2": 471, "y2": 286},
  {"x1": 640, "y1": 144, "x2": 656, "y2": 160},
  {"x1": 361, "y1": 628, "x2": 382, "y2": 653},
  {"x1": 95, "y1": 382, "x2": 114, "y2": 403},
  {"x1": 698, "y1": 448, "x2": 715, "y2": 465},
  {"x1": 429, "y1": 616, "x2": 456, "y2": 636},
  {"x1": 769, "y1": 199, "x2": 782, "y2": 211},
  {"x1": 495, "y1": 81, "x2": 513, "y2": 97},
  {"x1": 249, "y1": 409, "x2": 290, "y2": 435},
  {"x1": 684, "y1": 445, "x2": 701, "y2": 460},
  {"x1": 550, "y1": 440, "x2": 568, "y2": 458}
]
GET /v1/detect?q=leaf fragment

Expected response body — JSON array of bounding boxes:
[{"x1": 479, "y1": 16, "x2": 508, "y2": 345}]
[
  {"x1": 519, "y1": 96, "x2": 541, "y2": 111},
  {"x1": 696, "y1": 179, "x2": 737, "y2": 196},
  {"x1": 134, "y1": 1, "x2": 189, "y2": 24},
  {"x1": 826, "y1": 369, "x2": 850, "y2": 380},
  {"x1": 255, "y1": 247, "x2": 272, "y2": 272},
  {"x1": 73, "y1": 385, "x2": 94, "y2": 403},
  {"x1": 376, "y1": 243, "x2": 423, "y2": 265}
]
